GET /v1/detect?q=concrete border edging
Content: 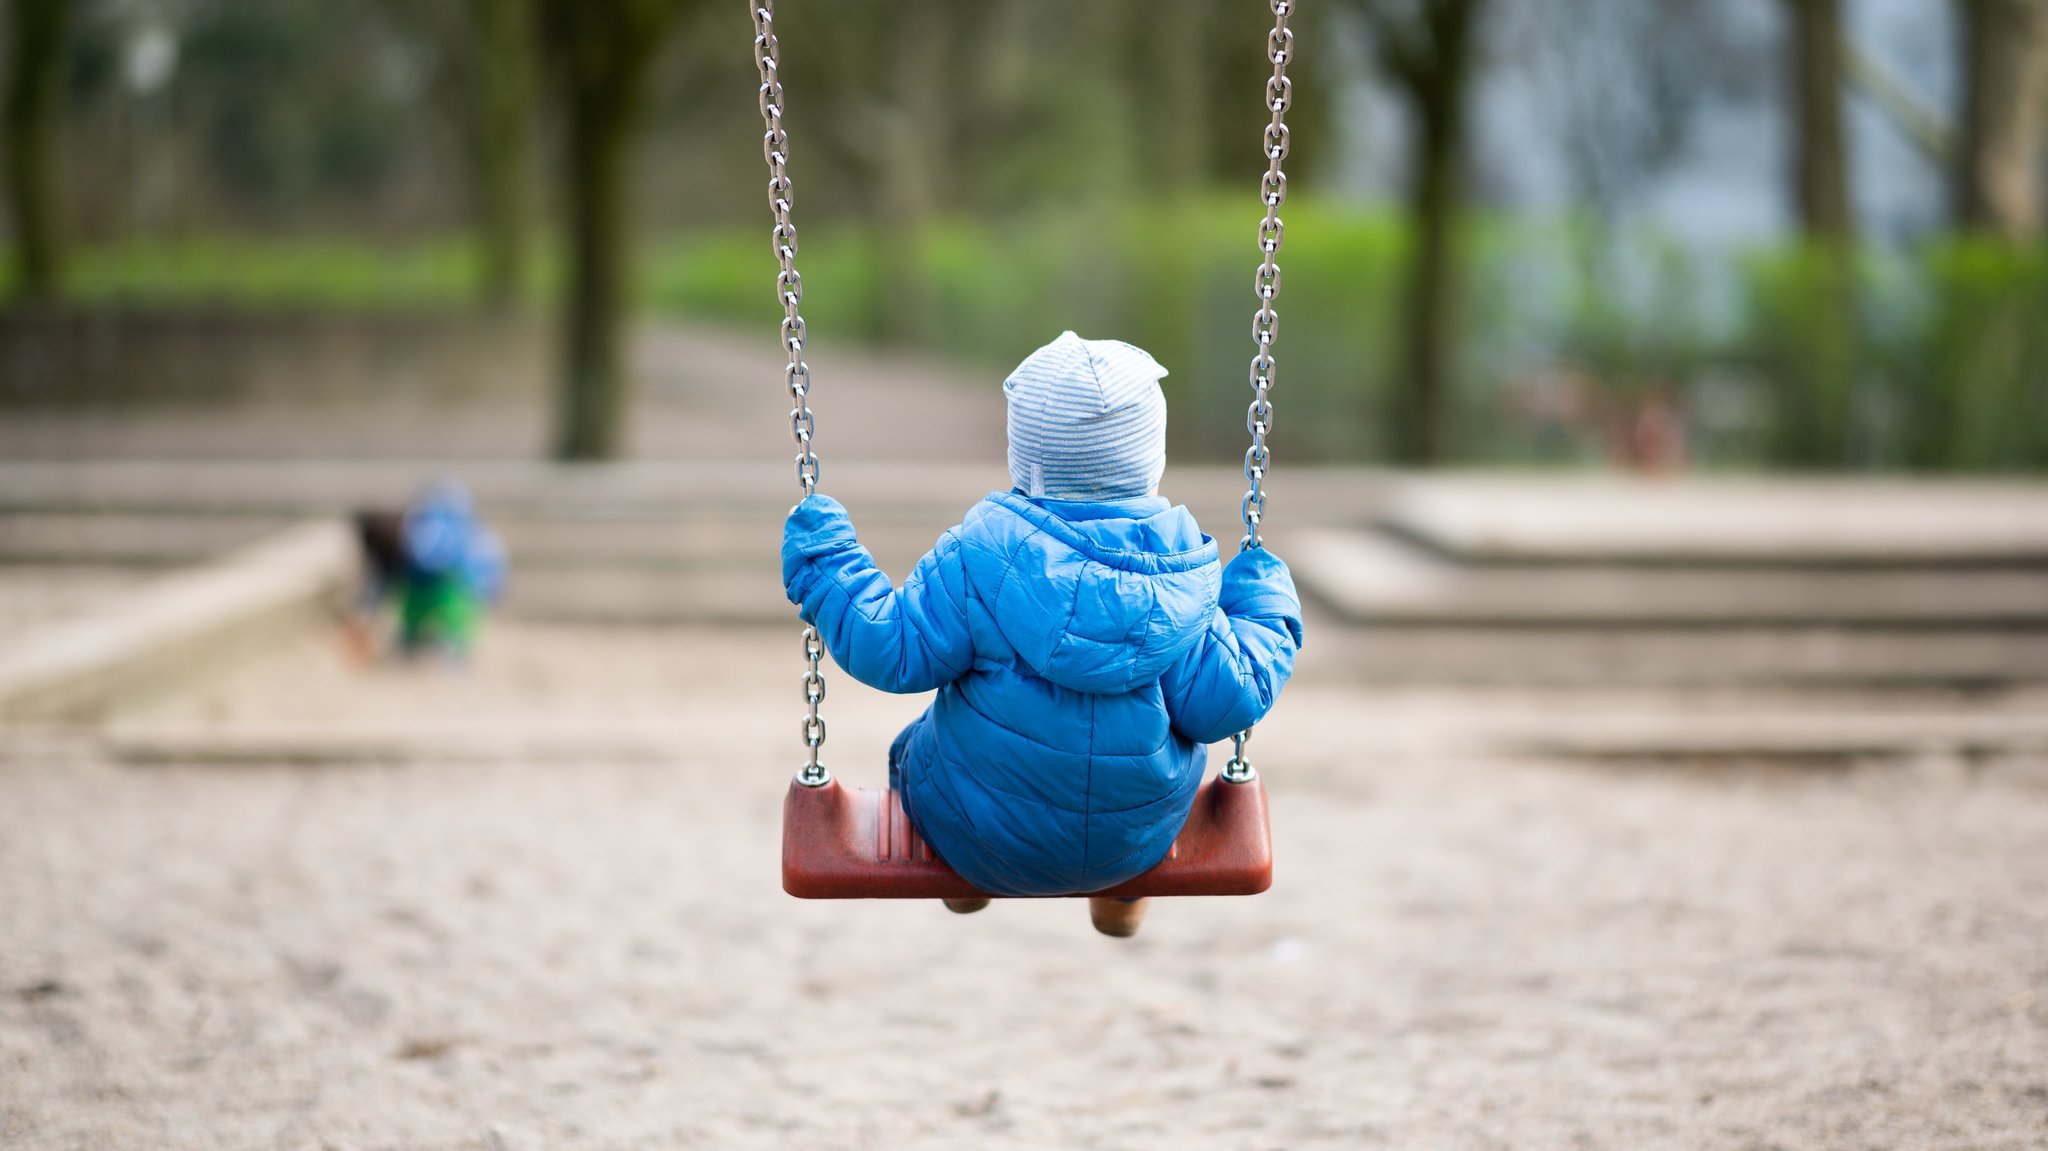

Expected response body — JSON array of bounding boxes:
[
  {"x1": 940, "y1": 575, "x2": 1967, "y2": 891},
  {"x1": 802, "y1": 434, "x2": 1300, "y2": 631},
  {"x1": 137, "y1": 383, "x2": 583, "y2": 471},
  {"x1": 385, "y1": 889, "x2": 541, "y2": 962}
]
[{"x1": 0, "y1": 520, "x2": 356, "y2": 722}]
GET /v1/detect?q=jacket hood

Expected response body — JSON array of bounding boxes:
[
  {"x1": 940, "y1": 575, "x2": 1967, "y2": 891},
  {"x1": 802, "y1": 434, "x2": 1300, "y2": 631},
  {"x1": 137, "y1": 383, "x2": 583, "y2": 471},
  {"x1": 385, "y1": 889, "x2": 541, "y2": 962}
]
[{"x1": 973, "y1": 491, "x2": 1219, "y2": 694}]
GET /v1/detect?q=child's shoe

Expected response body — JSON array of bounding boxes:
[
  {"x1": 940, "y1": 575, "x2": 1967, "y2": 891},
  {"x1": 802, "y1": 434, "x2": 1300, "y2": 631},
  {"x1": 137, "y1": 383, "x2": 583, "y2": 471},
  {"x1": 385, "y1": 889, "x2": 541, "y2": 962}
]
[
  {"x1": 943, "y1": 898, "x2": 990, "y2": 915},
  {"x1": 1089, "y1": 897, "x2": 1149, "y2": 938}
]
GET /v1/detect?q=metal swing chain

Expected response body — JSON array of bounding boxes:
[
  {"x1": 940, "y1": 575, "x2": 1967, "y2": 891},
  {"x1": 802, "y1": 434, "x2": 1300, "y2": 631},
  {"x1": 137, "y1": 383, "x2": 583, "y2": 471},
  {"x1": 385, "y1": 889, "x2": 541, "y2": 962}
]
[
  {"x1": 757, "y1": 0, "x2": 1286, "y2": 788},
  {"x1": 1224, "y1": 0, "x2": 1294, "y2": 786},
  {"x1": 753, "y1": 1, "x2": 830, "y2": 788}
]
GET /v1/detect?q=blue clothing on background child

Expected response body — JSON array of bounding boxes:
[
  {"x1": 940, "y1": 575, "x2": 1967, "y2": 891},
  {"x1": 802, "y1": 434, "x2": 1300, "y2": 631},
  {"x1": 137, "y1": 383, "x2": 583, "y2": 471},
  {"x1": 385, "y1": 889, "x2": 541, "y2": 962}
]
[
  {"x1": 781, "y1": 332, "x2": 1302, "y2": 897},
  {"x1": 389, "y1": 480, "x2": 507, "y2": 657}
]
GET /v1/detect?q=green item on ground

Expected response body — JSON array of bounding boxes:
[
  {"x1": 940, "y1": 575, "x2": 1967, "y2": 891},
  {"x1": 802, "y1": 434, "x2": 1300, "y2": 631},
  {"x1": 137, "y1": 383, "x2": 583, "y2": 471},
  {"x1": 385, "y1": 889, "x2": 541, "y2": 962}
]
[{"x1": 399, "y1": 574, "x2": 483, "y2": 655}]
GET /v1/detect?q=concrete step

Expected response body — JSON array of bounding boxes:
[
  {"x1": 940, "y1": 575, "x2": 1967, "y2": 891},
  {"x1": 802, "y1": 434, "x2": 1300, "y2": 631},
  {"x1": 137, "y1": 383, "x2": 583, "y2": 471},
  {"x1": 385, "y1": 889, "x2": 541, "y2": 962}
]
[
  {"x1": 0, "y1": 459, "x2": 1006, "y2": 518},
  {"x1": 0, "y1": 521, "x2": 354, "y2": 721},
  {"x1": 1293, "y1": 618, "x2": 2048, "y2": 687},
  {"x1": 1381, "y1": 476, "x2": 2048, "y2": 566},
  {"x1": 0, "y1": 459, "x2": 1300, "y2": 518},
  {"x1": 494, "y1": 517, "x2": 940, "y2": 576},
  {"x1": 0, "y1": 459, "x2": 1312, "y2": 583},
  {"x1": 1286, "y1": 683, "x2": 2048, "y2": 763},
  {"x1": 0, "y1": 513, "x2": 289, "y2": 566},
  {"x1": 0, "y1": 511, "x2": 945, "y2": 585},
  {"x1": 1294, "y1": 529, "x2": 2048, "y2": 626},
  {"x1": 493, "y1": 581, "x2": 2048, "y2": 684},
  {"x1": 505, "y1": 567, "x2": 791, "y2": 626}
]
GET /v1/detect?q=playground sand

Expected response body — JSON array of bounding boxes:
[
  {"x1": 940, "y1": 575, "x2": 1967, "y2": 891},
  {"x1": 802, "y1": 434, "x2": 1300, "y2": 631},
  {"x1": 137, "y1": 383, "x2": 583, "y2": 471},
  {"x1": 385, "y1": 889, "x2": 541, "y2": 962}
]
[{"x1": 3, "y1": 624, "x2": 2046, "y2": 1150}]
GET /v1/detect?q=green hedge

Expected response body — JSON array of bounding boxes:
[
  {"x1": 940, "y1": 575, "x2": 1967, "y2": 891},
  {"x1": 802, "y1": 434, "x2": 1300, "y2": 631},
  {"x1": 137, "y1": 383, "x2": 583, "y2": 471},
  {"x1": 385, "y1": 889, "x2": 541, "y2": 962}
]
[
  {"x1": 642, "y1": 199, "x2": 1411, "y2": 462},
  {"x1": 1733, "y1": 240, "x2": 2048, "y2": 471},
  {"x1": 9, "y1": 235, "x2": 486, "y2": 309}
]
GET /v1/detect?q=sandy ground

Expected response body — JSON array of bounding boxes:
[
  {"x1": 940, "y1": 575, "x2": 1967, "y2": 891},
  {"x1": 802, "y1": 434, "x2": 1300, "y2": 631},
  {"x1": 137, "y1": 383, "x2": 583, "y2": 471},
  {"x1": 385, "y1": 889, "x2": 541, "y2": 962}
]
[{"x1": 2, "y1": 622, "x2": 2045, "y2": 1151}]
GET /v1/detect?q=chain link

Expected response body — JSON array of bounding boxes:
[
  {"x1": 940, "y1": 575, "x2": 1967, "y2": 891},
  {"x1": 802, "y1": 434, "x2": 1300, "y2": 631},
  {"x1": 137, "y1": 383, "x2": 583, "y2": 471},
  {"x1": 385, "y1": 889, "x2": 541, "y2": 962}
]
[
  {"x1": 1243, "y1": 0, "x2": 1290, "y2": 555},
  {"x1": 754, "y1": 1, "x2": 829, "y2": 787},
  {"x1": 799, "y1": 625, "x2": 828, "y2": 783},
  {"x1": 1225, "y1": 0, "x2": 1294, "y2": 786}
]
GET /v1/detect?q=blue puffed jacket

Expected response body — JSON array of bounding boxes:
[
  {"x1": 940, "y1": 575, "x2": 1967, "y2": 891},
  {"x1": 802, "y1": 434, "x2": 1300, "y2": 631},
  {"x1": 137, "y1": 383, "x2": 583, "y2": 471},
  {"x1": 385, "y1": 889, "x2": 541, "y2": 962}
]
[{"x1": 781, "y1": 490, "x2": 1303, "y2": 896}]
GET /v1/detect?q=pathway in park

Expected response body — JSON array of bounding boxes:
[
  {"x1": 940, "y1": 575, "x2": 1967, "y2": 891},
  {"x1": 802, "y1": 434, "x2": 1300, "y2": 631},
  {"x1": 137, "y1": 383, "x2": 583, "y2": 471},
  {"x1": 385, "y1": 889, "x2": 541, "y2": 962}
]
[
  {"x1": 3, "y1": 323, "x2": 2046, "y2": 1147},
  {"x1": 0, "y1": 324, "x2": 1010, "y2": 465}
]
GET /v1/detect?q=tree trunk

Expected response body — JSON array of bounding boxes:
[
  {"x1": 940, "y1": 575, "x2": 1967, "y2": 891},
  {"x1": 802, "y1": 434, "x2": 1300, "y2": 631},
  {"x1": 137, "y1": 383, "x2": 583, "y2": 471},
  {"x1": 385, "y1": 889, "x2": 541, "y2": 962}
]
[
  {"x1": 556, "y1": 96, "x2": 630, "y2": 460},
  {"x1": 1380, "y1": 0, "x2": 1480, "y2": 467},
  {"x1": 1153, "y1": 0, "x2": 1212, "y2": 193},
  {"x1": 539, "y1": 0, "x2": 681, "y2": 462},
  {"x1": 1956, "y1": 0, "x2": 2048, "y2": 237},
  {"x1": 1778, "y1": 0, "x2": 1859, "y2": 466},
  {"x1": 1395, "y1": 81, "x2": 1466, "y2": 466},
  {"x1": 469, "y1": 0, "x2": 535, "y2": 310},
  {"x1": 875, "y1": 0, "x2": 948, "y2": 346},
  {"x1": 4, "y1": 0, "x2": 68, "y2": 302},
  {"x1": 1786, "y1": 0, "x2": 1852, "y2": 241}
]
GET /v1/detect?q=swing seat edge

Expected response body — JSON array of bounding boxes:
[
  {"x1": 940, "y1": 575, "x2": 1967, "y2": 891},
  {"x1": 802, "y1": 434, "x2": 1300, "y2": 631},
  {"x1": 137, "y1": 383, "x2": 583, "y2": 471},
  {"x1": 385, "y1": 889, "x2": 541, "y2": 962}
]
[{"x1": 781, "y1": 773, "x2": 1273, "y2": 900}]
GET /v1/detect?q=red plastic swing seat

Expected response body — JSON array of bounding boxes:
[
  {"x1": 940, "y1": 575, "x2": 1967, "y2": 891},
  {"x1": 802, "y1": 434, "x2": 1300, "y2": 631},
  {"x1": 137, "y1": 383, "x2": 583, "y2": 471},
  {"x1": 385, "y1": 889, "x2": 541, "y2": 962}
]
[{"x1": 782, "y1": 773, "x2": 1273, "y2": 899}]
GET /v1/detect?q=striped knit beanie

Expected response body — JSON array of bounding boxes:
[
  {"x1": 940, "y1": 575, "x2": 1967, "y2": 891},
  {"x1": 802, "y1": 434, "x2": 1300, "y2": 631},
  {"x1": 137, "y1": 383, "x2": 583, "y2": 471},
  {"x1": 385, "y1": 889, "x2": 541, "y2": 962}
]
[{"x1": 1004, "y1": 331, "x2": 1169, "y2": 501}]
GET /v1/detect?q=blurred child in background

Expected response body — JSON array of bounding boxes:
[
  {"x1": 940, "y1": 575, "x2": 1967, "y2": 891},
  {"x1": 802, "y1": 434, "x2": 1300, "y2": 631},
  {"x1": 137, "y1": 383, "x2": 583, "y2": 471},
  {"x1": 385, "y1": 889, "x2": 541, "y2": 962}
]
[{"x1": 348, "y1": 480, "x2": 507, "y2": 662}]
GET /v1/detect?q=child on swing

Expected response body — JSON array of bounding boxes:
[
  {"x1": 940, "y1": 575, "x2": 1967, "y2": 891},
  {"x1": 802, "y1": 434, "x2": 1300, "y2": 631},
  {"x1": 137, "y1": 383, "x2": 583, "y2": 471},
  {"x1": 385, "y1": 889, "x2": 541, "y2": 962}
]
[{"x1": 782, "y1": 332, "x2": 1302, "y2": 937}]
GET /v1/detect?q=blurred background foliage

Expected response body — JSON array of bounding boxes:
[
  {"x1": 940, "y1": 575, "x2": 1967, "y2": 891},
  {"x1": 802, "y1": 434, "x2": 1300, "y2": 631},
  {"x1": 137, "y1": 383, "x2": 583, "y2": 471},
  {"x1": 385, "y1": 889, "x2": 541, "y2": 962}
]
[{"x1": 3, "y1": 0, "x2": 2046, "y2": 470}]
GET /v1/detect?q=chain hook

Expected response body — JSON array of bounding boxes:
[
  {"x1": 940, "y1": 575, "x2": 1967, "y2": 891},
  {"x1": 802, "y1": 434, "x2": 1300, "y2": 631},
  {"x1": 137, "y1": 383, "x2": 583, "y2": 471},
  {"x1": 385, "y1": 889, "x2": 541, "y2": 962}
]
[{"x1": 1222, "y1": 729, "x2": 1257, "y2": 784}]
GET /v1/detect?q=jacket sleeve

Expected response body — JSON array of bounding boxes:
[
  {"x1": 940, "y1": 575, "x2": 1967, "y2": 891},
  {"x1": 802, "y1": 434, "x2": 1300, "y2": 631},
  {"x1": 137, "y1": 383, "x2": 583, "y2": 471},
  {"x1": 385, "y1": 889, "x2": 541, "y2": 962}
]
[
  {"x1": 781, "y1": 493, "x2": 975, "y2": 695},
  {"x1": 1160, "y1": 547, "x2": 1304, "y2": 745}
]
